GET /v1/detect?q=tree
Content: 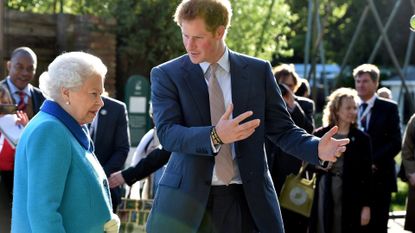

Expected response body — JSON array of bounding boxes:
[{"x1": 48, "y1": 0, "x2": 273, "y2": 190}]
[
  {"x1": 284, "y1": 0, "x2": 413, "y2": 68},
  {"x1": 228, "y1": 0, "x2": 294, "y2": 60},
  {"x1": 5, "y1": 0, "x2": 296, "y2": 96}
]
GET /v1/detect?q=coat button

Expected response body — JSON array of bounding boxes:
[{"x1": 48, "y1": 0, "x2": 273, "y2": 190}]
[{"x1": 103, "y1": 179, "x2": 109, "y2": 188}]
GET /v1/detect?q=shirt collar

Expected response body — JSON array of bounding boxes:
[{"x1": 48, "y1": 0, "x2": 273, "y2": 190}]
[
  {"x1": 359, "y1": 94, "x2": 377, "y2": 107},
  {"x1": 199, "y1": 47, "x2": 230, "y2": 74},
  {"x1": 6, "y1": 76, "x2": 32, "y2": 96},
  {"x1": 40, "y1": 100, "x2": 93, "y2": 152}
]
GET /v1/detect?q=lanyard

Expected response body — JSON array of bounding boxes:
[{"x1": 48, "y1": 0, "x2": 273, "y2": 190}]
[{"x1": 359, "y1": 104, "x2": 371, "y2": 121}]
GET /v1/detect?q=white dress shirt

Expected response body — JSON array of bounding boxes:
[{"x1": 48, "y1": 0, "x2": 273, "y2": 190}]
[{"x1": 200, "y1": 48, "x2": 242, "y2": 185}]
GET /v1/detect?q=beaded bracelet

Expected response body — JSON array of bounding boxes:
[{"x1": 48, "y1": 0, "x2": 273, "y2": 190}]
[{"x1": 211, "y1": 126, "x2": 224, "y2": 145}]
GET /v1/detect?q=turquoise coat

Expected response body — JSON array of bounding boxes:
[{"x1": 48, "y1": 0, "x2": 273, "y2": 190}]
[{"x1": 12, "y1": 101, "x2": 113, "y2": 233}]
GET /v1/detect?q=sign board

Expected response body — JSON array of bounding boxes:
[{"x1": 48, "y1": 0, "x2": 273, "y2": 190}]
[{"x1": 125, "y1": 75, "x2": 151, "y2": 146}]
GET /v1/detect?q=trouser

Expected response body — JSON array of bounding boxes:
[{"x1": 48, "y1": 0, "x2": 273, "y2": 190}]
[
  {"x1": 365, "y1": 184, "x2": 392, "y2": 233},
  {"x1": 0, "y1": 171, "x2": 13, "y2": 233},
  {"x1": 198, "y1": 184, "x2": 258, "y2": 233}
]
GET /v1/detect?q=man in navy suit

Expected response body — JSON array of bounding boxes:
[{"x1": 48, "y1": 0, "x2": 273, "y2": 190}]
[
  {"x1": 353, "y1": 64, "x2": 402, "y2": 233},
  {"x1": 90, "y1": 95, "x2": 130, "y2": 212},
  {"x1": 0, "y1": 46, "x2": 45, "y2": 233},
  {"x1": 148, "y1": 1, "x2": 349, "y2": 232}
]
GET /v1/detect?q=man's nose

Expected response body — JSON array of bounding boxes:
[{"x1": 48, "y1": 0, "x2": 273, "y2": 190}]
[{"x1": 186, "y1": 38, "x2": 195, "y2": 50}]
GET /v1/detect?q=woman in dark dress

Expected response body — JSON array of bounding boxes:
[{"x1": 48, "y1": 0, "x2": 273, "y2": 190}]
[{"x1": 310, "y1": 88, "x2": 372, "y2": 233}]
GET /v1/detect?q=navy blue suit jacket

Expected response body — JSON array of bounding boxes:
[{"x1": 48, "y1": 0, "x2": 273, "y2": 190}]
[
  {"x1": 93, "y1": 96, "x2": 130, "y2": 208},
  {"x1": 148, "y1": 51, "x2": 321, "y2": 233},
  {"x1": 366, "y1": 97, "x2": 401, "y2": 192}
]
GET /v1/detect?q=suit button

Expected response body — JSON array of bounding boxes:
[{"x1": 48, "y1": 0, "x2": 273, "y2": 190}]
[{"x1": 103, "y1": 179, "x2": 109, "y2": 188}]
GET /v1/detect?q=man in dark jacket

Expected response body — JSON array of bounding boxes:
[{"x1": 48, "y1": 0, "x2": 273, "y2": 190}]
[
  {"x1": 353, "y1": 64, "x2": 402, "y2": 233},
  {"x1": 0, "y1": 46, "x2": 45, "y2": 233},
  {"x1": 90, "y1": 95, "x2": 130, "y2": 212}
]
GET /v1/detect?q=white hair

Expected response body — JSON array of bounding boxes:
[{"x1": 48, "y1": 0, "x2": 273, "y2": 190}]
[{"x1": 39, "y1": 51, "x2": 107, "y2": 101}]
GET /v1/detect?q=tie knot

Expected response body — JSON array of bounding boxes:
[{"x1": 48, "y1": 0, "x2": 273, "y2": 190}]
[
  {"x1": 210, "y1": 63, "x2": 218, "y2": 72},
  {"x1": 206, "y1": 63, "x2": 219, "y2": 83},
  {"x1": 361, "y1": 102, "x2": 368, "y2": 111},
  {"x1": 17, "y1": 91, "x2": 25, "y2": 99}
]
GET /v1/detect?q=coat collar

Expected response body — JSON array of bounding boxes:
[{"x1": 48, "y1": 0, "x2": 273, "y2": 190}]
[{"x1": 40, "y1": 100, "x2": 93, "y2": 152}]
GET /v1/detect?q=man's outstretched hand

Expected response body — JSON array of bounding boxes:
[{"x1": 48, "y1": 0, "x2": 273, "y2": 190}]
[
  {"x1": 318, "y1": 126, "x2": 350, "y2": 162},
  {"x1": 215, "y1": 104, "x2": 260, "y2": 144}
]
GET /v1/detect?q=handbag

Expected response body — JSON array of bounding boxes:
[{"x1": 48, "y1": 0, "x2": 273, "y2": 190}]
[{"x1": 279, "y1": 162, "x2": 316, "y2": 217}]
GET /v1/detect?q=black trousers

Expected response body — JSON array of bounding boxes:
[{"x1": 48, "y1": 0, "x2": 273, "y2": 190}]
[
  {"x1": 0, "y1": 171, "x2": 13, "y2": 233},
  {"x1": 0, "y1": 171, "x2": 13, "y2": 204},
  {"x1": 280, "y1": 207, "x2": 309, "y2": 233},
  {"x1": 198, "y1": 184, "x2": 258, "y2": 233},
  {"x1": 364, "y1": 183, "x2": 392, "y2": 233}
]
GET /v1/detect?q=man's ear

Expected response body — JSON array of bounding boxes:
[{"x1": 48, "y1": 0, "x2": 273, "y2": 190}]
[
  {"x1": 6, "y1": 61, "x2": 11, "y2": 72},
  {"x1": 215, "y1": 25, "x2": 226, "y2": 39}
]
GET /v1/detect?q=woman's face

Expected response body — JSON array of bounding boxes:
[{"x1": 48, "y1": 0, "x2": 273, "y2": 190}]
[
  {"x1": 336, "y1": 97, "x2": 357, "y2": 125},
  {"x1": 66, "y1": 74, "x2": 104, "y2": 125}
]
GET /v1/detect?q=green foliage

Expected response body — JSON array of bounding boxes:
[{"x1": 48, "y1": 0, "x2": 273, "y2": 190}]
[
  {"x1": 282, "y1": 0, "x2": 354, "y2": 64},
  {"x1": 392, "y1": 154, "x2": 409, "y2": 211},
  {"x1": 6, "y1": 0, "x2": 295, "y2": 65},
  {"x1": 284, "y1": 0, "x2": 414, "y2": 67},
  {"x1": 228, "y1": 0, "x2": 294, "y2": 60},
  {"x1": 392, "y1": 179, "x2": 408, "y2": 211},
  {"x1": 109, "y1": 0, "x2": 185, "y2": 75},
  {"x1": 6, "y1": 0, "x2": 117, "y2": 15}
]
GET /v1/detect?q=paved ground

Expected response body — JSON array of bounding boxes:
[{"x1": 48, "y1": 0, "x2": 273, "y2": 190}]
[{"x1": 389, "y1": 211, "x2": 410, "y2": 233}]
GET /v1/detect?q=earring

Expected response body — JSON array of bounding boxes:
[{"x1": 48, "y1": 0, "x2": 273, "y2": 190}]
[{"x1": 66, "y1": 101, "x2": 70, "y2": 105}]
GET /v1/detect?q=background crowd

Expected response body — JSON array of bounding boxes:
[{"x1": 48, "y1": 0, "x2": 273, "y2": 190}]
[{"x1": 0, "y1": 0, "x2": 414, "y2": 232}]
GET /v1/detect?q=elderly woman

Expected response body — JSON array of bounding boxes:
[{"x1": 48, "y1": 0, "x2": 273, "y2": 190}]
[
  {"x1": 11, "y1": 52, "x2": 119, "y2": 233},
  {"x1": 310, "y1": 88, "x2": 372, "y2": 233}
]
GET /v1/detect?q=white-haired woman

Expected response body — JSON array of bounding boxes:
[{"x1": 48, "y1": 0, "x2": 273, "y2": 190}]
[
  {"x1": 310, "y1": 88, "x2": 372, "y2": 233},
  {"x1": 12, "y1": 52, "x2": 119, "y2": 233}
]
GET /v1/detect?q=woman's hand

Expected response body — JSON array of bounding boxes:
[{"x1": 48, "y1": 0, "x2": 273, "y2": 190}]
[
  {"x1": 361, "y1": 206, "x2": 371, "y2": 226},
  {"x1": 109, "y1": 171, "x2": 126, "y2": 188},
  {"x1": 16, "y1": 110, "x2": 29, "y2": 127}
]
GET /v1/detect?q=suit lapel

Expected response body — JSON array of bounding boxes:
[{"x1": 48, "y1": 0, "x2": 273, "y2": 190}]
[
  {"x1": 180, "y1": 52, "x2": 251, "y2": 124},
  {"x1": 229, "y1": 51, "x2": 250, "y2": 116},
  {"x1": 181, "y1": 57, "x2": 211, "y2": 124},
  {"x1": 367, "y1": 98, "x2": 379, "y2": 133}
]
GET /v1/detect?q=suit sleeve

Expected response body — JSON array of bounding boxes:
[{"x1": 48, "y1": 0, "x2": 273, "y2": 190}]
[
  {"x1": 122, "y1": 148, "x2": 171, "y2": 186},
  {"x1": 289, "y1": 100, "x2": 314, "y2": 134},
  {"x1": 102, "y1": 102, "x2": 130, "y2": 177},
  {"x1": 26, "y1": 122, "x2": 70, "y2": 233},
  {"x1": 151, "y1": 66, "x2": 214, "y2": 156},
  {"x1": 402, "y1": 114, "x2": 415, "y2": 174}
]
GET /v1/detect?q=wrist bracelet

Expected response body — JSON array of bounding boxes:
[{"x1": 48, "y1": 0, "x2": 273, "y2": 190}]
[{"x1": 211, "y1": 126, "x2": 224, "y2": 145}]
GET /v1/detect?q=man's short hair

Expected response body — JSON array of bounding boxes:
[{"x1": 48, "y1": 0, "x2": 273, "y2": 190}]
[
  {"x1": 352, "y1": 64, "x2": 380, "y2": 82},
  {"x1": 10, "y1": 47, "x2": 37, "y2": 66},
  {"x1": 174, "y1": 0, "x2": 232, "y2": 34}
]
